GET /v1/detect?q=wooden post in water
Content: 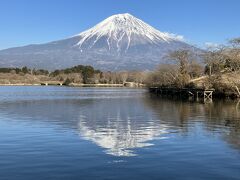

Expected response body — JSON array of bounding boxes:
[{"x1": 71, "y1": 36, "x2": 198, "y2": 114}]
[
  {"x1": 196, "y1": 91, "x2": 200, "y2": 101},
  {"x1": 204, "y1": 90, "x2": 213, "y2": 102}
]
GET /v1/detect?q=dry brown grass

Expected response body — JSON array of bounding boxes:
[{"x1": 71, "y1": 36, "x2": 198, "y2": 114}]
[{"x1": 0, "y1": 73, "x2": 52, "y2": 85}]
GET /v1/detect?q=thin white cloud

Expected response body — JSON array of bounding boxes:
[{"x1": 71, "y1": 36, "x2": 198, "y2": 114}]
[
  {"x1": 165, "y1": 32, "x2": 185, "y2": 42},
  {"x1": 205, "y1": 42, "x2": 219, "y2": 48}
]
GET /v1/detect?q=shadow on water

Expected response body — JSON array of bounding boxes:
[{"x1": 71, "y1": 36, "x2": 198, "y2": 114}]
[
  {"x1": 0, "y1": 87, "x2": 240, "y2": 156},
  {"x1": 143, "y1": 96, "x2": 240, "y2": 150}
]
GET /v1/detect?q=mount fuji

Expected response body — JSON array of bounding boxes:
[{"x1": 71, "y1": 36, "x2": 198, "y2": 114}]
[{"x1": 0, "y1": 13, "x2": 197, "y2": 71}]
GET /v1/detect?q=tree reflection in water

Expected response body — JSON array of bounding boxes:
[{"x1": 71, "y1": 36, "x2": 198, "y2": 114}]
[{"x1": 143, "y1": 96, "x2": 240, "y2": 150}]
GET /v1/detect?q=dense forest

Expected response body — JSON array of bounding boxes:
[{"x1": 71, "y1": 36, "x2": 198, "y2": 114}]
[{"x1": 0, "y1": 67, "x2": 49, "y2": 75}]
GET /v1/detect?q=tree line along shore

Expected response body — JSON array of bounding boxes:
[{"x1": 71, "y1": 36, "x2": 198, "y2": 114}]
[
  {"x1": 0, "y1": 65, "x2": 146, "y2": 87},
  {"x1": 147, "y1": 38, "x2": 240, "y2": 99},
  {"x1": 0, "y1": 37, "x2": 240, "y2": 98}
]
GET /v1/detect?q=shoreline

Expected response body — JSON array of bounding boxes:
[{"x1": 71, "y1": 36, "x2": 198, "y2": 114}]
[
  {"x1": 149, "y1": 87, "x2": 240, "y2": 100},
  {"x1": 69, "y1": 83, "x2": 124, "y2": 87},
  {"x1": 0, "y1": 83, "x2": 42, "y2": 86},
  {"x1": 0, "y1": 83, "x2": 145, "y2": 88}
]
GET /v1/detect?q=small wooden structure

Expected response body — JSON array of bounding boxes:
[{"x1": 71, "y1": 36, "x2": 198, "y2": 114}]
[
  {"x1": 40, "y1": 81, "x2": 63, "y2": 86},
  {"x1": 204, "y1": 90, "x2": 213, "y2": 100},
  {"x1": 149, "y1": 87, "x2": 215, "y2": 101}
]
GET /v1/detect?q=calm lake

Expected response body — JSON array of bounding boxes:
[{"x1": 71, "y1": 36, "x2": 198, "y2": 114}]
[{"x1": 0, "y1": 86, "x2": 240, "y2": 180}]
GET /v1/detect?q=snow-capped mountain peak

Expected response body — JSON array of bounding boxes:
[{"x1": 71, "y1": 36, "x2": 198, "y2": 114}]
[
  {"x1": 0, "y1": 13, "x2": 196, "y2": 71},
  {"x1": 75, "y1": 13, "x2": 180, "y2": 52}
]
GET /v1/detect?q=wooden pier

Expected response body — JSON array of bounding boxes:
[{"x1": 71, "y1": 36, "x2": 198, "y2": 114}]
[{"x1": 149, "y1": 87, "x2": 214, "y2": 101}]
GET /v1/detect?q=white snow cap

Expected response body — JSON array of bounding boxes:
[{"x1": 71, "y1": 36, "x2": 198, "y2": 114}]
[{"x1": 76, "y1": 13, "x2": 184, "y2": 48}]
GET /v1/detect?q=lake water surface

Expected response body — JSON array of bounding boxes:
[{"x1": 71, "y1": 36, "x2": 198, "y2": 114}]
[{"x1": 0, "y1": 86, "x2": 240, "y2": 180}]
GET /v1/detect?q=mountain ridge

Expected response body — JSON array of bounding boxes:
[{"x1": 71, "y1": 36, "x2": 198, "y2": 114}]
[{"x1": 0, "y1": 13, "x2": 198, "y2": 71}]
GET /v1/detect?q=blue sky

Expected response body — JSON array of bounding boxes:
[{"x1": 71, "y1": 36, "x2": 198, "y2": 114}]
[{"x1": 0, "y1": 0, "x2": 239, "y2": 50}]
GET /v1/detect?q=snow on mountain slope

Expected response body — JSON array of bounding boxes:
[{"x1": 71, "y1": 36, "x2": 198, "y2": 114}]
[
  {"x1": 0, "y1": 13, "x2": 198, "y2": 71},
  {"x1": 75, "y1": 13, "x2": 178, "y2": 52}
]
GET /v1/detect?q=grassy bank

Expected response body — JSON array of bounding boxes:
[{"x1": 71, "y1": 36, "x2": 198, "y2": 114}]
[{"x1": 0, "y1": 73, "x2": 145, "y2": 88}]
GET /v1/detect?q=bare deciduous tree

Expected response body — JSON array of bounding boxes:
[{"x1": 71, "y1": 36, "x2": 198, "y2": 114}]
[
  {"x1": 166, "y1": 50, "x2": 193, "y2": 87},
  {"x1": 146, "y1": 64, "x2": 179, "y2": 87},
  {"x1": 203, "y1": 46, "x2": 226, "y2": 75},
  {"x1": 119, "y1": 71, "x2": 129, "y2": 83}
]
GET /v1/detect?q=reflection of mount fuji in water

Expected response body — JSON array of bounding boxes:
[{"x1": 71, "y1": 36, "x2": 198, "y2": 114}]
[
  {"x1": 78, "y1": 112, "x2": 168, "y2": 156},
  {"x1": 0, "y1": 88, "x2": 169, "y2": 156},
  {"x1": 0, "y1": 88, "x2": 240, "y2": 156}
]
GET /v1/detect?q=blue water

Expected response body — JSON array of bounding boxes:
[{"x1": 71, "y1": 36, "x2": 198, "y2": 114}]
[{"x1": 0, "y1": 86, "x2": 240, "y2": 180}]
